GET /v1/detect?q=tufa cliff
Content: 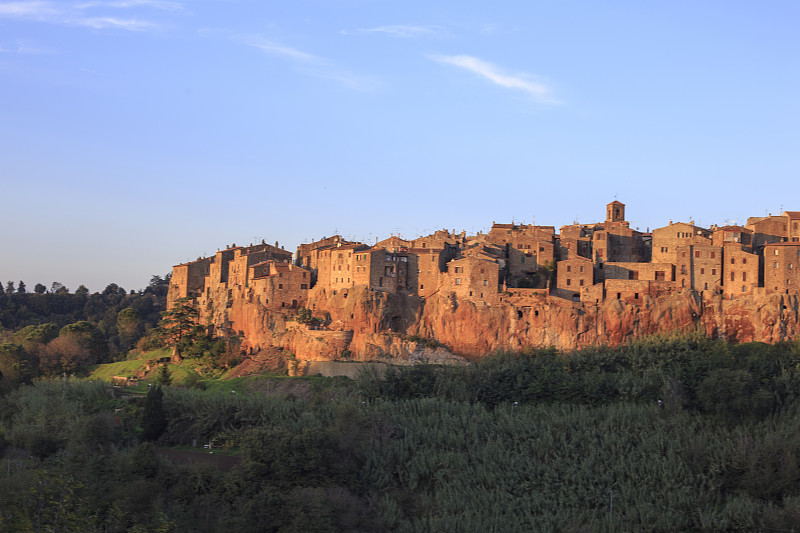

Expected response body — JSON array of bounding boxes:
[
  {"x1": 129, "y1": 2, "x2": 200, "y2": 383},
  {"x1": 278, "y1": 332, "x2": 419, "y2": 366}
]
[{"x1": 190, "y1": 284, "x2": 799, "y2": 362}]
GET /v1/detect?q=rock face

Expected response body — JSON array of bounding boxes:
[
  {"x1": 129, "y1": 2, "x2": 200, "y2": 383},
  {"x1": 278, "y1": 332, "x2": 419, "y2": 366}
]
[{"x1": 192, "y1": 284, "x2": 799, "y2": 362}]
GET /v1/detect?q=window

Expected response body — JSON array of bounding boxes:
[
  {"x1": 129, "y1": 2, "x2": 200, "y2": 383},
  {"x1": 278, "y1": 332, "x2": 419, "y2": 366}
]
[
  {"x1": 775, "y1": 249, "x2": 780, "y2": 256},
  {"x1": 567, "y1": 265, "x2": 572, "y2": 272},
  {"x1": 455, "y1": 278, "x2": 461, "y2": 285},
  {"x1": 616, "y1": 292, "x2": 621, "y2": 300},
  {"x1": 775, "y1": 262, "x2": 779, "y2": 269},
  {"x1": 567, "y1": 279, "x2": 571, "y2": 286},
  {"x1": 483, "y1": 280, "x2": 487, "y2": 286},
  {"x1": 731, "y1": 272, "x2": 735, "y2": 282},
  {"x1": 634, "y1": 293, "x2": 639, "y2": 299},
  {"x1": 711, "y1": 269, "x2": 716, "y2": 275},
  {"x1": 278, "y1": 283, "x2": 283, "y2": 289},
  {"x1": 711, "y1": 252, "x2": 715, "y2": 259},
  {"x1": 742, "y1": 272, "x2": 747, "y2": 282},
  {"x1": 731, "y1": 258, "x2": 735, "y2": 265},
  {"x1": 682, "y1": 251, "x2": 686, "y2": 258},
  {"x1": 695, "y1": 251, "x2": 701, "y2": 258},
  {"x1": 580, "y1": 266, "x2": 584, "y2": 273},
  {"x1": 700, "y1": 268, "x2": 705, "y2": 275},
  {"x1": 743, "y1": 258, "x2": 747, "y2": 264},
  {"x1": 742, "y1": 285, "x2": 746, "y2": 292},
  {"x1": 579, "y1": 279, "x2": 584, "y2": 286},
  {"x1": 469, "y1": 291, "x2": 473, "y2": 296},
  {"x1": 301, "y1": 283, "x2": 308, "y2": 289},
  {"x1": 420, "y1": 284, "x2": 424, "y2": 290}
]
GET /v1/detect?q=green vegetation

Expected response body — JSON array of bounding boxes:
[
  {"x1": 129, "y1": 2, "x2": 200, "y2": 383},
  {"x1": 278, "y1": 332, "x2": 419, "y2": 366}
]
[{"x1": 1, "y1": 334, "x2": 800, "y2": 531}]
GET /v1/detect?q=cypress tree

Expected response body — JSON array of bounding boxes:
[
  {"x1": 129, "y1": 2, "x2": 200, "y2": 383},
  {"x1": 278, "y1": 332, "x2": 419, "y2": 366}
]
[{"x1": 141, "y1": 385, "x2": 167, "y2": 442}]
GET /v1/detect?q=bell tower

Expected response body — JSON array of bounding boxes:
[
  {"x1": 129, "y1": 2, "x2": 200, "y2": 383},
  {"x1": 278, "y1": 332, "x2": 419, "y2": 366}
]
[{"x1": 606, "y1": 201, "x2": 625, "y2": 223}]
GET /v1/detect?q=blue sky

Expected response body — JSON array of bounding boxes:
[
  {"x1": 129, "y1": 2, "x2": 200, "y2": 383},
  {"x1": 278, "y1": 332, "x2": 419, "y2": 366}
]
[{"x1": 1, "y1": 0, "x2": 798, "y2": 292}]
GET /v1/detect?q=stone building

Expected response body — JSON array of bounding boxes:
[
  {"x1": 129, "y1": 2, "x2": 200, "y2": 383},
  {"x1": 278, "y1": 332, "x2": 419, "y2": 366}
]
[
  {"x1": 786, "y1": 212, "x2": 800, "y2": 243},
  {"x1": 712, "y1": 225, "x2": 753, "y2": 251},
  {"x1": 675, "y1": 243, "x2": 722, "y2": 294},
  {"x1": 318, "y1": 243, "x2": 369, "y2": 291},
  {"x1": 651, "y1": 222, "x2": 713, "y2": 264},
  {"x1": 555, "y1": 256, "x2": 594, "y2": 301},
  {"x1": 250, "y1": 262, "x2": 311, "y2": 310},
  {"x1": 169, "y1": 256, "x2": 213, "y2": 304},
  {"x1": 353, "y1": 248, "x2": 413, "y2": 292},
  {"x1": 603, "y1": 262, "x2": 674, "y2": 283},
  {"x1": 747, "y1": 215, "x2": 790, "y2": 250},
  {"x1": 443, "y1": 255, "x2": 500, "y2": 305},
  {"x1": 557, "y1": 224, "x2": 593, "y2": 261},
  {"x1": 764, "y1": 243, "x2": 800, "y2": 295},
  {"x1": 721, "y1": 244, "x2": 759, "y2": 300},
  {"x1": 169, "y1": 242, "x2": 291, "y2": 309}
]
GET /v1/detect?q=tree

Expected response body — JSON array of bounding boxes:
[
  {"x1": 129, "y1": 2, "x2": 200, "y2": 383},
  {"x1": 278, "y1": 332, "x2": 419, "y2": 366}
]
[
  {"x1": 74, "y1": 285, "x2": 89, "y2": 296},
  {"x1": 156, "y1": 364, "x2": 172, "y2": 386},
  {"x1": 6, "y1": 281, "x2": 15, "y2": 293},
  {"x1": 16, "y1": 281, "x2": 26, "y2": 294},
  {"x1": 39, "y1": 321, "x2": 109, "y2": 373},
  {"x1": 51, "y1": 282, "x2": 68, "y2": 294},
  {"x1": 141, "y1": 385, "x2": 167, "y2": 441},
  {"x1": 34, "y1": 283, "x2": 46, "y2": 294},
  {"x1": 103, "y1": 283, "x2": 125, "y2": 296},
  {"x1": 156, "y1": 298, "x2": 206, "y2": 358},
  {"x1": 117, "y1": 308, "x2": 144, "y2": 351}
]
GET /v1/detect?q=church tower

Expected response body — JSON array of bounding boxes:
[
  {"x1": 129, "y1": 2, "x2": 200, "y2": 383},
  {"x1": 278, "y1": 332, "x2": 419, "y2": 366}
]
[{"x1": 606, "y1": 201, "x2": 625, "y2": 223}]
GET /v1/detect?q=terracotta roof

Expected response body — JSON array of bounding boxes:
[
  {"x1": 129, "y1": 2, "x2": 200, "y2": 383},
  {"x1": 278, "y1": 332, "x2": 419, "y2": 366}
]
[
  {"x1": 785, "y1": 211, "x2": 800, "y2": 219},
  {"x1": 717, "y1": 225, "x2": 751, "y2": 232}
]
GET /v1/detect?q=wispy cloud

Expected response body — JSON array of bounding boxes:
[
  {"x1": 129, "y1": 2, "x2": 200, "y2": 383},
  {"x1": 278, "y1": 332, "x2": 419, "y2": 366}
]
[
  {"x1": 237, "y1": 35, "x2": 378, "y2": 91},
  {"x1": 75, "y1": 0, "x2": 182, "y2": 11},
  {"x1": 354, "y1": 25, "x2": 444, "y2": 38},
  {"x1": 73, "y1": 15, "x2": 155, "y2": 30},
  {"x1": 431, "y1": 54, "x2": 560, "y2": 104},
  {"x1": 239, "y1": 36, "x2": 317, "y2": 63},
  {"x1": 0, "y1": 1, "x2": 59, "y2": 17},
  {"x1": 0, "y1": 0, "x2": 177, "y2": 31}
]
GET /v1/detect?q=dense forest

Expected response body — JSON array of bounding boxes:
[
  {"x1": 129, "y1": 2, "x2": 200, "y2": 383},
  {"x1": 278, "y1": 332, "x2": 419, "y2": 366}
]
[
  {"x1": 2, "y1": 332, "x2": 800, "y2": 532},
  {"x1": 0, "y1": 276, "x2": 169, "y2": 389}
]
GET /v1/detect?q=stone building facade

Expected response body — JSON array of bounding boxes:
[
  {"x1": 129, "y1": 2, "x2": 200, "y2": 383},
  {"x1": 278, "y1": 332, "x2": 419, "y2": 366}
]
[
  {"x1": 168, "y1": 201, "x2": 800, "y2": 324},
  {"x1": 764, "y1": 243, "x2": 800, "y2": 295}
]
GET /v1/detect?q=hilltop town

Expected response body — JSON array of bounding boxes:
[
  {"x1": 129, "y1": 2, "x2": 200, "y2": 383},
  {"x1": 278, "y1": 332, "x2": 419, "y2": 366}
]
[{"x1": 167, "y1": 202, "x2": 800, "y2": 362}]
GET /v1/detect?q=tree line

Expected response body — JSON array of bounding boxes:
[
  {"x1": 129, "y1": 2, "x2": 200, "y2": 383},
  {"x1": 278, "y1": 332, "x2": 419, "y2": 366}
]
[{"x1": 0, "y1": 275, "x2": 170, "y2": 390}]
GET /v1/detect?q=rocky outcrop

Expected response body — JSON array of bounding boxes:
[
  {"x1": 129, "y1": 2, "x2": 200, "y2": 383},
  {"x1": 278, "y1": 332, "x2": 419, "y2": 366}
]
[{"x1": 193, "y1": 284, "x2": 799, "y2": 362}]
